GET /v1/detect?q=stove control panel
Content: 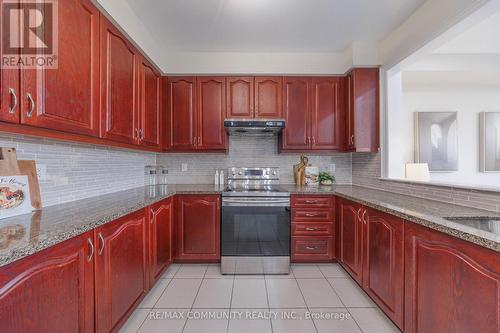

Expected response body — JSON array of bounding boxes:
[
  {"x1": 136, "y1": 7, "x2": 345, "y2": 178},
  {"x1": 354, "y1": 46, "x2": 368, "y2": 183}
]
[{"x1": 227, "y1": 167, "x2": 280, "y2": 180}]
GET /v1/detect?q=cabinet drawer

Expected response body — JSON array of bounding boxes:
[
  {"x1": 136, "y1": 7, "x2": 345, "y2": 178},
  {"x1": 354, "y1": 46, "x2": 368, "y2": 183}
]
[
  {"x1": 292, "y1": 223, "x2": 333, "y2": 236},
  {"x1": 292, "y1": 208, "x2": 333, "y2": 222},
  {"x1": 292, "y1": 196, "x2": 333, "y2": 208},
  {"x1": 292, "y1": 237, "x2": 333, "y2": 261}
]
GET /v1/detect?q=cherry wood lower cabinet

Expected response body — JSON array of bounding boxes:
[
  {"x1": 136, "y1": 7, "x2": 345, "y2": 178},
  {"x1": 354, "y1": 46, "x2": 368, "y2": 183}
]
[
  {"x1": 404, "y1": 223, "x2": 500, "y2": 333},
  {"x1": 0, "y1": 232, "x2": 95, "y2": 333},
  {"x1": 148, "y1": 197, "x2": 173, "y2": 284},
  {"x1": 337, "y1": 198, "x2": 363, "y2": 283},
  {"x1": 94, "y1": 210, "x2": 149, "y2": 333},
  {"x1": 362, "y1": 207, "x2": 404, "y2": 329},
  {"x1": 175, "y1": 195, "x2": 221, "y2": 262},
  {"x1": 291, "y1": 195, "x2": 335, "y2": 262}
]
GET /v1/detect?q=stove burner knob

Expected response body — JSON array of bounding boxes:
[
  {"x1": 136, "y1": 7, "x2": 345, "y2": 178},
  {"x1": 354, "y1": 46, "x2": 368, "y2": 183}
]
[
  {"x1": 272, "y1": 171, "x2": 277, "y2": 175},
  {"x1": 238, "y1": 171, "x2": 243, "y2": 175}
]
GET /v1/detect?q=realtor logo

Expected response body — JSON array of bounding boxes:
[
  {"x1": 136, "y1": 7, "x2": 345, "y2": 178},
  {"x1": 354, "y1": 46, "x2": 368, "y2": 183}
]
[{"x1": 1, "y1": 0, "x2": 58, "y2": 69}]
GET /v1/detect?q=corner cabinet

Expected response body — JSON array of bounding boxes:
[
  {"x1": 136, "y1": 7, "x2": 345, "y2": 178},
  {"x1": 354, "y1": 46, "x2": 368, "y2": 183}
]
[
  {"x1": 138, "y1": 57, "x2": 162, "y2": 149},
  {"x1": 0, "y1": 232, "x2": 95, "y2": 333},
  {"x1": 148, "y1": 197, "x2": 173, "y2": 284},
  {"x1": 281, "y1": 77, "x2": 344, "y2": 152},
  {"x1": 176, "y1": 195, "x2": 221, "y2": 262},
  {"x1": 404, "y1": 223, "x2": 500, "y2": 333},
  {"x1": 337, "y1": 198, "x2": 404, "y2": 329},
  {"x1": 94, "y1": 210, "x2": 149, "y2": 333},
  {"x1": 345, "y1": 68, "x2": 379, "y2": 152}
]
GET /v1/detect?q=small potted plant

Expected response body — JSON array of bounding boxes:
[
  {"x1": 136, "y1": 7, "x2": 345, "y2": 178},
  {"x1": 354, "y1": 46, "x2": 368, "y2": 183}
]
[{"x1": 318, "y1": 172, "x2": 336, "y2": 186}]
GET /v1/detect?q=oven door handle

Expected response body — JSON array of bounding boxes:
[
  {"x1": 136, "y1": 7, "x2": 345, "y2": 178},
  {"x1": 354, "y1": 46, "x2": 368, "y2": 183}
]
[{"x1": 222, "y1": 199, "x2": 290, "y2": 207}]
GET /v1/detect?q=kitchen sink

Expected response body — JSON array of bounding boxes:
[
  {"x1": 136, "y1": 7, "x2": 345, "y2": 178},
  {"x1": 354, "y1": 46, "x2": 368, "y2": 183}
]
[{"x1": 443, "y1": 217, "x2": 500, "y2": 234}]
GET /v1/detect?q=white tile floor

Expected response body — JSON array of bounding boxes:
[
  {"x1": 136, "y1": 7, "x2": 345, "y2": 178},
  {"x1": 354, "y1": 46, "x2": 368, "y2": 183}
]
[{"x1": 120, "y1": 264, "x2": 401, "y2": 333}]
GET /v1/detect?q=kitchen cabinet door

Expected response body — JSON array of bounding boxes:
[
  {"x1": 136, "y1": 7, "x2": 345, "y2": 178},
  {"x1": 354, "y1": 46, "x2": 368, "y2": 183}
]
[
  {"x1": 0, "y1": 0, "x2": 20, "y2": 124},
  {"x1": 149, "y1": 198, "x2": 173, "y2": 284},
  {"x1": 254, "y1": 76, "x2": 282, "y2": 119},
  {"x1": 226, "y1": 77, "x2": 254, "y2": 119},
  {"x1": 100, "y1": 16, "x2": 138, "y2": 144},
  {"x1": 95, "y1": 211, "x2": 148, "y2": 333},
  {"x1": 345, "y1": 74, "x2": 355, "y2": 150},
  {"x1": 20, "y1": 0, "x2": 100, "y2": 136},
  {"x1": 362, "y1": 208, "x2": 404, "y2": 329},
  {"x1": 337, "y1": 198, "x2": 363, "y2": 284},
  {"x1": 0, "y1": 232, "x2": 94, "y2": 333},
  {"x1": 197, "y1": 77, "x2": 227, "y2": 150},
  {"x1": 404, "y1": 223, "x2": 500, "y2": 333},
  {"x1": 138, "y1": 58, "x2": 162, "y2": 149},
  {"x1": 169, "y1": 77, "x2": 196, "y2": 150},
  {"x1": 281, "y1": 77, "x2": 311, "y2": 150},
  {"x1": 176, "y1": 195, "x2": 220, "y2": 261},
  {"x1": 310, "y1": 77, "x2": 343, "y2": 150},
  {"x1": 346, "y1": 68, "x2": 379, "y2": 152}
]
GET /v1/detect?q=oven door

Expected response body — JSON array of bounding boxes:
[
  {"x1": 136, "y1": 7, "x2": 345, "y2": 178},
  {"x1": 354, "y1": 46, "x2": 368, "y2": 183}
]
[{"x1": 221, "y1": 197, "x2": 290, "y2": 257}]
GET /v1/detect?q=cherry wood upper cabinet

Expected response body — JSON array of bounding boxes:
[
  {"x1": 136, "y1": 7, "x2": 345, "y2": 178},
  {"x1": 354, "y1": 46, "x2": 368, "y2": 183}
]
[
  {"x1": 19, "y1": 0, "x2": 100, "y2": 136},
  {"x1": 100, "y1": 16, "x2": 138, "y2": 145},
  {"x1": 0, "y1": 232, "x2": 95, "y2": 333},
  {"x1": 404, "y1": 223, "x2": 500, "y2": 333},
  {"x1": 346, "y1": 68, "x2": 379, "y2": 152},
  {"x1": 197, "y1": 77, "x2": 227, "y2": 150},
  {"x1": 176, "y1": 195, "x2": 221, "y2": 262},
  {"x1": 337, "y1": 198, "x2": 363, "y2": 284},
  {"x1": 310, "y1": 77, "x2": 343, "y2": 150},
  {"x1": 281, "y1": 77, "x2": 310, "y2": 150},
  {"x1": 363, "y1": 208, "x2": 404, "y2": 330},
  {"x1": 138, "y1": 58, "x2": 161, "y2": 149},
  {"x1": 149, "y1": 198, "x2": 173, "y2": 284},
  {"x1": 226, "y1": 77, "x2": 254, "y2": 119},
  {"x1": 0, "y1": 0, "x2": 19, "y2": 124},
  {"x1": 169, "y1": 77, "x2": 196, "y2": 150},
  {"x1": 94, "y1": 211, "x2": 148, "y2": 333},
  {"x1": 255, "y1": 76, "x2": 283, "y2": 119}
]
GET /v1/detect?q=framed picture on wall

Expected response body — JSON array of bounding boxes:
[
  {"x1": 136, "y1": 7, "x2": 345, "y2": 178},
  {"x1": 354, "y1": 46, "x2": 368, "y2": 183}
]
[
  {"x1": 414, "y1": 112, "x2": 459, "y2": 172},
  {"x1": 480, "y1": 112, "x2": 500, "y2": 172}
]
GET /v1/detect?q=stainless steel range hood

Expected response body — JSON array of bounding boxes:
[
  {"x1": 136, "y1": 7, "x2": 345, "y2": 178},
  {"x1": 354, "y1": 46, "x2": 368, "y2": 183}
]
[{"x1": 224, "y1": 119, "x2": 285, "y2": 136}]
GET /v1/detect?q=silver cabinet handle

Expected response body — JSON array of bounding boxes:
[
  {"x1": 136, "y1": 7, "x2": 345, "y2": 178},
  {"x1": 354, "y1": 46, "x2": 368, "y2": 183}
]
[
  {"x1": 9, "y1": 88, "x2": 17, "y2": 114},
  {"x1": 150, "y1": 208, "x2": 155, "y2": 223},
  {"x1": 134, "y1": 128, "x2": 138, "y2": 139},
  {"x1": 193, "y1": 137, "x2": 197, "y2": 146},
  {"x1": 26, "y1": 93, "x2": 35, "y2": 117},
  {"x1": 350, "y1": 134, "x2": 354, "y2": 145},
  {"x1": 311, "y1": 137, "x2": 316, "y2": 144},
  {"x1": 305, "y1": 246, "x2": 317, "y2": 250},
  {"x1": 305, "y1": 200, "x2": 318, "y2": 204},
  {"x1": 98, "y1": 232, "x2": 105, "y2": 256},
  {"x1": 198, "y1": 137, "x2": 201, "y2": 146},
  {"x1": 87, "y1": 238, "x2": 94, "y2": 262},
  {"x1": 140, "y1": 129, "x2": 144, "y2": 140},
  {"x1": 357, "y1": 208, "x2": 361, "y2": 221},
  {"x1": 305, "y1": 227, "x2": 318, "y2": 231},
  {"x1": 362, "y1": 210, "x2": 367, "y2": 225},
  {"x1": 305, "y1": 213, "x2": 318, "y2": 217}
]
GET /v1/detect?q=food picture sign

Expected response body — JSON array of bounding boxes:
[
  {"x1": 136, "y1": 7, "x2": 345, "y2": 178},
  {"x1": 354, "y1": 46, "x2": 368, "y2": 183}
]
[{"x1": 0, "y1": 176, "x2": 34, "y2": 219}]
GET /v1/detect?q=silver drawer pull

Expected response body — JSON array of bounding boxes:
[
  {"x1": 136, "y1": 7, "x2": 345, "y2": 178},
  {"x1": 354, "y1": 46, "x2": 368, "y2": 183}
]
[
  {"x1": 305, "y1": 200, "x2": 318, "y2": 204},
  {"x1": 305, "y1": 246, "x2": 317, "y2": 250},
  {"x1": 305, "y1": 227, "x2": 318, "y2": 231},
  {"x1": 305, "y1": 213, "x2": 318, "y2": 217}
]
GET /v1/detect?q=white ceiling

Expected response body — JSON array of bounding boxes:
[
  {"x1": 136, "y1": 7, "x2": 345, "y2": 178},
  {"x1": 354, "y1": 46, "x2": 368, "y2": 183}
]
[
  {"x1": 123, "y1": 0, "x2": 425, "y2": 53},
  {"x1": 434, "y1": 10, "x2": 500, "y2": 54}
]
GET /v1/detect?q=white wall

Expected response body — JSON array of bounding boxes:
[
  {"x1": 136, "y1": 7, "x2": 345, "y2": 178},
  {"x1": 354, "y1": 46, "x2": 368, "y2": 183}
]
[{"x1": 388, "y1": 75, "x2": 500, "y2": 186}]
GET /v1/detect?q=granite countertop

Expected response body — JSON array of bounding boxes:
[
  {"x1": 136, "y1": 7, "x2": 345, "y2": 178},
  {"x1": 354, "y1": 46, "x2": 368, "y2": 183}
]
[
  {"x1": 1, "y1": 184, "x2": 499, "y2": 268},
  {"x1": 286, "y1": 184, "x2": 500, "y2": 252},
  {"x1": 0, "y1": 184, "x2": 222, "y2": 268}
]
